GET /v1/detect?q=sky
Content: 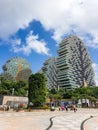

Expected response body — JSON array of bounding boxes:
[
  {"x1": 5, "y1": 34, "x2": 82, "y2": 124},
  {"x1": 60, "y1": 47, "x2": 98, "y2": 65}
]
[{"x1": 0, "y1": 0, "x2": 98, "y2": 85}]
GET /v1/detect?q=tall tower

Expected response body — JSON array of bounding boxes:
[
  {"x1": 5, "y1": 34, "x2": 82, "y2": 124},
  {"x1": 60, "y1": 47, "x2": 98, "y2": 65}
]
[
  {"x1": 57, "y1": 35, "x2": 95, "y2": 89},
  {"x1": 39, "y1": 57, "x2": 58, "y2": 90}
]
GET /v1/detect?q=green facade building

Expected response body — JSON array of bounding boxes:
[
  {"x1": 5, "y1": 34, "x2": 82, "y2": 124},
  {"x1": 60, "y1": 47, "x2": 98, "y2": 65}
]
[{"x1": 2, "y1": 56, "x2": 32, "y2": 82}]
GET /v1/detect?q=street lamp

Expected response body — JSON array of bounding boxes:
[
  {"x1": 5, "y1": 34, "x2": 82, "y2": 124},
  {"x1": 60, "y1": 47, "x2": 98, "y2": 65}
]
[
  {"x1": 26, "y1": 90, "x2": 28, "y2": 96},
  {"x1": 12, "y1": 88, "x2": 14, "y2": 95}
]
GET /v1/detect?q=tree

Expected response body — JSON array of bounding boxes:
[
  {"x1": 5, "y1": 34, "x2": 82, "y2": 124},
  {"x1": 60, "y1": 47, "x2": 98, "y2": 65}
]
[
  {"x1": 0, "y1": 76, "x2": 27, "y2": 96},
  {"x1": 0, "y1": 79, "x2": 11, "y2": 95},
  {"x1": 14, "y1": 80, "x2": 27, "y2": 96},
  {"x1": 90, "y1": 86, "x2": 98, "y2": 99},
  {"x1": 28, "y1": 73, "x2": 47, "y2": 107}
]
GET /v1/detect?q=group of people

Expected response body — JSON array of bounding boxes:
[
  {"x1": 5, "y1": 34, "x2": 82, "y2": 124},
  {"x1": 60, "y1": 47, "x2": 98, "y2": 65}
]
[
  {"x1": 59, "y1": 104, "x2": 77, "y2": 112},
  {"x1": 50, "y1": 103, "x2": 77, "y2": 112}
]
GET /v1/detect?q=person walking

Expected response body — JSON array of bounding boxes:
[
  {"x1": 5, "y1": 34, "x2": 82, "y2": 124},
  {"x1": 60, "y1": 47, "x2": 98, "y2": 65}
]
[
  {"x1": 73, "y1": 104, "x2": 77, "y2": 112},
  {"x1": 65, "y1": 105, "x2": 68, "y2": 111}
]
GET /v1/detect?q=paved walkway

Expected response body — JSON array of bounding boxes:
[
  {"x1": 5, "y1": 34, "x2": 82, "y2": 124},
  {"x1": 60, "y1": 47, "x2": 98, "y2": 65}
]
[
  {"x1": 0, "y1": 108, "x2": 98, "y2": 130},
  {"x1": 83, "y1": 116, "x2": 98, "y2": 130},
  {"x1": 50, "y1": 109, "x2": 98, "y2": 130}
]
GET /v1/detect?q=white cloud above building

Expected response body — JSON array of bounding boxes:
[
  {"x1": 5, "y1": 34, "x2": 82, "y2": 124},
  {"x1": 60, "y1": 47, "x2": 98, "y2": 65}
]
[
  {"x1": 0, "y1": 0, "x2": 98, "y2": 49},
  {"x1": 11, "y1": 31, "x2": 50, "y2": 56}
]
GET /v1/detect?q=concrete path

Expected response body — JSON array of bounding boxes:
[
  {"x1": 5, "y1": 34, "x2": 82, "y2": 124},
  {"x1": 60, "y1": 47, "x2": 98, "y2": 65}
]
[
  {"x1": 83, "y1": 116, "x2": 98, "y2": 130},
  {"x1": 0, "y1": 108, "x2": 98, "y2": 130},
  {"x1": 50, "y1": 109, "x2": 98, "y2": 130}
]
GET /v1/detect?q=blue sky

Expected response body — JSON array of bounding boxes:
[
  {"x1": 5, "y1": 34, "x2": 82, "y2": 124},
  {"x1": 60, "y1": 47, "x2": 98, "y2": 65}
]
[{"x1": 0, "y1": 0, "x2": 98, "y2": 85}]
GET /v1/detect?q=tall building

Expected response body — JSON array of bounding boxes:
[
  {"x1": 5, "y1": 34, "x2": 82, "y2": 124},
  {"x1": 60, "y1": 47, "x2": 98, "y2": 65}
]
[
  {"x1": 56, "y1": 35, "x2": 95, "y2": 89},
  {"x1": 39, "y1": 57, "x2": 58, "y2": 90},
  {"x1": 2, "y1": 56, "x2": 32, "y2": 82}
]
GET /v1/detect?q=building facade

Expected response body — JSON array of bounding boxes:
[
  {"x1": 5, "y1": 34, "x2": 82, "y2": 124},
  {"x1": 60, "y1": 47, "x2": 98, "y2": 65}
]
[
  {"x1": 39, "y1": 57, "x2": 58, "y2": 90},
  {"x1": 56, "y1": 35, "x2": 95, "y2": 89},
  {"x1": 2, "y1": 56, "x2": 32, "y2": 82}
]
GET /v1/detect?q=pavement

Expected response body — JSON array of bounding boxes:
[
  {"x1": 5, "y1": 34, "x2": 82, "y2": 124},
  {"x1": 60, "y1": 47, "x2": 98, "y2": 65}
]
[
  {"x1": 0, "y1": 108, "x2": 98, "y2": 130},
  {"x1": 83, "y1": 116, "x2": 98, "y2": 130}
]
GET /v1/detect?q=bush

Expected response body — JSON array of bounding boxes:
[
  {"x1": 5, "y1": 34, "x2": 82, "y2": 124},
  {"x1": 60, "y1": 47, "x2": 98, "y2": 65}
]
[
  {"x1": 18, "y1": 103, "x2": 24, "y2": 109},
  {"x1": 29, "y1": 105, "x2": 49, "y2": 110},
  {"x1": 39, "y1": 105, "x2": 49, "y2": 109}
]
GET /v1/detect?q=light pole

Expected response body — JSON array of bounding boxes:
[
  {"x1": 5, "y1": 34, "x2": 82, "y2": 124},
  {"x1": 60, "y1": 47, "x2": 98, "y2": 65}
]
[
  {"x1": 12, "y1": 88, "x2": 14, "y2": 95},
  {"x1": 26, "y1": 90, "x2": 28, "y2": 97}
]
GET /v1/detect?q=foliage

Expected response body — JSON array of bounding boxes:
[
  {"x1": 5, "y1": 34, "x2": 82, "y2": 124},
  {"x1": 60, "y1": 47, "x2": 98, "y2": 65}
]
[
  {"x1": 28, "y1": 73, "x2": 47, "y2": 107},
  {"x1": 31, "y1": 105, "x2": 49, "y2": 110},
  {"x1": 48, "y1": 86, "x2": 98, "y2": 104},
  {"x1": 0, "y1": 75, "x2": 28, "y2": 96},
  {"x1": 0, "y1": 72, "x2": 98, "y2": 106},
  {"x1": 49, "y1": 88, "x2": 57, "y2": 94},
  {"x1": 14, "y1": 80, "x2": 27, "y2": 96},
  {"x1": 48, "y1": 88, "x2": 63, "y2": 101}
]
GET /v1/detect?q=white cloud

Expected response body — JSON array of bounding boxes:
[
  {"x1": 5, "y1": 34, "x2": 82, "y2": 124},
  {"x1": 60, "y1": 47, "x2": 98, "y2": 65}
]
[
  {"x1": 12, "y1": 31, "x2": 50, "y2": 56},
  {"x1": 11, "y1": 39, "x2": 21, "y2": 46},
  {"x1": 0, "y1": 0, "x2": 98, "y2": 48},
  {"x1": 92, "y1": 63, "x2": 98, "y2": 86},
  {"x1": 79, "y1": 35, "x2": 98, "y2": 49}
]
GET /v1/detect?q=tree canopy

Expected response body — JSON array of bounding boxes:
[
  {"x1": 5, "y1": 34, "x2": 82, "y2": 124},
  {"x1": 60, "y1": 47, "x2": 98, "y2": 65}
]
[
  {"x1": 0, "y1": 75, "x2": 27, "y2": 96},
  {"x1": 48, "y1": 86, "x2": 98, "y2": 104},
  {"x1": 28, "y1": 73, "x2": 47, "y2": 107}
]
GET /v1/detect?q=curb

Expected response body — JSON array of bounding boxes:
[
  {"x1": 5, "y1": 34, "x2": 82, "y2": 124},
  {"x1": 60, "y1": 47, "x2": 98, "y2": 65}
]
[
  {"x1": 45, "y1": 116, "x2": 55, "y2": 130},
  {"x1": 81, "y1": 116, "x2": 93, "y2": 130}
]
